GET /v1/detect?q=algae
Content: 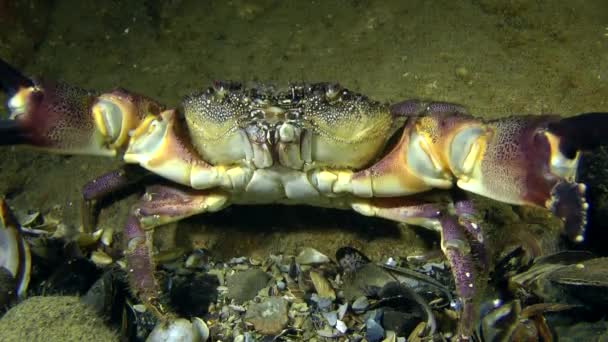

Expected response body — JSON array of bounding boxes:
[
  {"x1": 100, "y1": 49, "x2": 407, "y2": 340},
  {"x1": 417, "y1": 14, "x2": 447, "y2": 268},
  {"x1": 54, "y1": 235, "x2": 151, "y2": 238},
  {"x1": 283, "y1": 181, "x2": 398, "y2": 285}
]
[{"x1": 0, "y1": 296, "x2": 119, "y2": 342}]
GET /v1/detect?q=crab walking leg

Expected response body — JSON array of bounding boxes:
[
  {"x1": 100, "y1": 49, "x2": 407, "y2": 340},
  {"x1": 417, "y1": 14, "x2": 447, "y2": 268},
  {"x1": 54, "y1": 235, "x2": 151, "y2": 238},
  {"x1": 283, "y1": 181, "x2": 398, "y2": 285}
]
[
  {"x1": 124, "y1": 185, "x2": 228, "y2": 320},
  {"x1": 438, "y1": 216, "x2": 476, "y2": 341},
  {"x1": 80, "y1": 165, "x2": 149, "y2": 236},
  {"x1": 452, "y1": 196, "x2": 487, "y2": 271},
  {"x1": 351, "y1": 197, "x2": 479, "y2": 339}
]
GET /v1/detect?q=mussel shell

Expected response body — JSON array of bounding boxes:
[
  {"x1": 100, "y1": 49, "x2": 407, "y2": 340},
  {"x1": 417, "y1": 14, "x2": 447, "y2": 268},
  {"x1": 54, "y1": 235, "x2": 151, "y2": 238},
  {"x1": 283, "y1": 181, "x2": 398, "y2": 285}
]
[
  {"x1": 539, "y1": 257, "x2": 608, "y2": 308},
  {"x1": 0, "y1": 268, "x2": 16, "y2": 308},
  {"x1": 38, "y1": 257, "x2": 101, "y2": 295},
  {"x1": 124, "y1": 298, "x2": 157, "y2": 341},
  {"x1": 0, "y1": 198, "x2": 31, "y2": 300},
  {"x1": 510, "y1": 252, "x2": 608, "y2": 308},
  {"x1": 168, "y1": 272, "x2": 220, "y2": 318}
]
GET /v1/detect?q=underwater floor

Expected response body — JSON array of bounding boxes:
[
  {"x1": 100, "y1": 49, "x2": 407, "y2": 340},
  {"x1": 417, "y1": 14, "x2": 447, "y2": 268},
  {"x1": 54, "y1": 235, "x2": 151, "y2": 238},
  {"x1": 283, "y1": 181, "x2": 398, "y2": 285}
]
[{"x1": 0, "y1": 0, "x2": 608, "y2": 340}]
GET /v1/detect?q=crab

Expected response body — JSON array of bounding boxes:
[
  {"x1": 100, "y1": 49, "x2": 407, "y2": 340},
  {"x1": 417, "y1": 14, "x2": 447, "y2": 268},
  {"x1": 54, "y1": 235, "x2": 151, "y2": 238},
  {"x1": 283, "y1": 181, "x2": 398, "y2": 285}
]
[{"x1": 0, "y1": 57, "x2": 606, "y2": 340}]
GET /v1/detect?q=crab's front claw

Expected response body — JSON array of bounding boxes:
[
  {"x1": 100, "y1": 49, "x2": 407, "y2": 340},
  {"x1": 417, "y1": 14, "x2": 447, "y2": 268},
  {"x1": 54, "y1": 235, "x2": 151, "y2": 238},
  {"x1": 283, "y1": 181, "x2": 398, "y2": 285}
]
[
  {"x1": 449, "y1": 112, "x2": 608, "y2": 242},
  {"x1": 0, "y1": 58, "x2": 164, "y2": 156}
]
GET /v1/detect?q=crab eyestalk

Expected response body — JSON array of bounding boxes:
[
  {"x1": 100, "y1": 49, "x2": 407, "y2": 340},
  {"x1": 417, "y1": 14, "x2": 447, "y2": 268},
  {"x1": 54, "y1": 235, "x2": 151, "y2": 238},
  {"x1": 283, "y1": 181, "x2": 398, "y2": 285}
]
[{"x1": 0, "y1": 58, "x2": 163, "y2": 156}]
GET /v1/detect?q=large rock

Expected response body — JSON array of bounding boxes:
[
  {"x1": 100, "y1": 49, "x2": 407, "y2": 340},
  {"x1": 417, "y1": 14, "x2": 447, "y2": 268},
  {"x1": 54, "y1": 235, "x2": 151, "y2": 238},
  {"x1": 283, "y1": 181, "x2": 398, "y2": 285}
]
[
  {"x1": 226, "y1": 269, "x2": 270, "y2": 304},
  {"x1": 244, "y1": 297, "x2": 289, "y2": 335}
]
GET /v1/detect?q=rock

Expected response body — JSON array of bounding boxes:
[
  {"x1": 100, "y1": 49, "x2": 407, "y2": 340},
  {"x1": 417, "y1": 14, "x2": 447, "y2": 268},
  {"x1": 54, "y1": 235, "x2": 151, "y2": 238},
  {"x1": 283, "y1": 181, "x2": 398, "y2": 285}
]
[
  {"x1": 0, "y1": 296, "x2": 119, "y2": 341},
  {"x1": 323, "y1": 311, "x2": 338, "y2": 326},
  {"x1": 342, "y1": 263, "x2": 393, "y2": 300},
  {"x1": 366, "y1": 317, "x2": 385, "y2": 342},
  {"x1": 382, "y1": 309, "x2": 421, "y2": 337},
  {"x1": 227, "y1": 268, "x2": 271, "y2": 304},
  {"x1": 244, "y1": 297, "x2": 289, "y2": 335}
]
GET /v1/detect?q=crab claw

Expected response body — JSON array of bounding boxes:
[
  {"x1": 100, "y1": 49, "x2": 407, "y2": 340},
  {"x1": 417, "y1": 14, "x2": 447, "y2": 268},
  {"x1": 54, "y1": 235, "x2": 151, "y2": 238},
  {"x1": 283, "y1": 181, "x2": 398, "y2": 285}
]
[
  {"x1": 447, "y1": 112, "x2": 608, "y2": 242},
  {"x1": 0, "y1": 58, "x2": 164, "y2": 156}
]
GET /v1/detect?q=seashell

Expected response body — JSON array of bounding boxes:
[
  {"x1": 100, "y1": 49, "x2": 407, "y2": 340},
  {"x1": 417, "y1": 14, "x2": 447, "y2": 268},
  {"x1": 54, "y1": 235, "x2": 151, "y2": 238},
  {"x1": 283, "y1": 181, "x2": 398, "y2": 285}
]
[
  {"x1": 147, "y1": 317, "x2": 209, "y2": 342},
  {"x1": 365, "y1": 317, "x2": 385, "y2": 342},
  {"x1": 229, "y1": 256, "x2": 248, "y2": 264},
  {"x1": 407, "y1": 322, "x2": 427, "y2": 342},
  {"x1": 133, "y1": 304, "x2": 147, "y2": 313},
  {"x1": 81, "y1": 270, "x2": 119, "y2": 316},
  {"x1": 17, "y1": 211, "x2": 40, "y2": 226},
  {"x1": 509, "y1": 251, "x2": 608, "y2": 307},
  {"x1": 382, "y1": 330, "x2": 397, "y2": 342},
  {"x1": 309, "y1": 270, "x2": 336, "y2": 300},
  {"x1": 311, "y1": 293, "x2": 333, "y2": 310},
  {"x1": 317, "y1": 327, "x2": 339, "y2": 338},
  {"x1": 192, "y1": 317, "x2": 210, "y2": 341},
  {"x1": 352, "y1": 296, "x2": 369, "y2": 312},
  {"x1": 338, "y1": 302, "x2": 348, "y2": 319},
  {"x1": 323, "y1": 311, "x2": 338, "y2": 326},
  {"x1": 0, "y1": 199, "x2": 31, "y2": 301},
  {"x1": 336, "y1": 319, "x2": 348, "y2": 334},
  {"x1": 249, "y1": 257, "x2": 262, "y2": 266},
  {"x1": 296, "y1": 247, "x2": 330, "y2": 265},
  {"x1": 101, "y1": 227, "x2": 114, "y2": 246},
  {"x1": 90, "y1": 250, "x2": 113, "y2": 267}
]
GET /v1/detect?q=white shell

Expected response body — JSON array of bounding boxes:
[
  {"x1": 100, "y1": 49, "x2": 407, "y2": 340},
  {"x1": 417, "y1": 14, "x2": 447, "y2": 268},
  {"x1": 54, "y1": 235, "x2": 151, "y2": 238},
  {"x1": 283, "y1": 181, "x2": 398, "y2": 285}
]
[
  {"x1": 147, "y1": 318, "x2": 209, "y2": 342},
  {"x1": 295, "y1": 247, "x2": 330, "y2": 265}
]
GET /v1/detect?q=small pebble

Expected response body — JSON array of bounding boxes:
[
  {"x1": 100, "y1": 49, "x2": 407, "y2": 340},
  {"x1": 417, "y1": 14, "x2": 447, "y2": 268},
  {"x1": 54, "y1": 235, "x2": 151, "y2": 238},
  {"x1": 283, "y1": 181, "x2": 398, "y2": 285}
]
[
  {"x1": 229, "y1": 256, "x2": 248, "y2": 264},
  {"x1": 336, "y1": 319, "x2": 348, "y2": 334},
  {"x1": 323, "y1": 311, "x2": 338, "y2": 326},
  {"x1": 456, "y1": 66, "x2": 470, "y2": 81},
  {"x1": 311, "y1": 294, "x2": 333, "y2": 310},
  {"x1": 338, "y1": 303, "x2": 348, "y2": 319},
  {"x1": 244, "y1": 297, "x2": 289, "y2": 335},
  {"x1": 365, "y1": 318, "x2": 385, "y2": 342},
  {"x1": 352, "y1": 296, "x2": 369, "y2": 312}
]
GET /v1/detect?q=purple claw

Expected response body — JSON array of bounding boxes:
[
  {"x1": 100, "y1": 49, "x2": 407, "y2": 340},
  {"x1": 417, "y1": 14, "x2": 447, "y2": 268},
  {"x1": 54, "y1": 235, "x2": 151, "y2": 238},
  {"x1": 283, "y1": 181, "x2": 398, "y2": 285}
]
[
  {"x1": 453, "y1": 198, "x2": 488, "y2": 271},
  {"x1": 81, "y1": 165, "x2": 147, "y2": 233},
  {"x1": 82, "y1": 165, "x2": 147, "y2": 201},
  {"x1": 439, "y1": 215, "x2": 476, "y2": 340},
  {"x1": 548, "y1": 181, "x2": 588, "y2": 242},
  {"x1": 124, "y1": 214, "x2": 165, "y2": 319}
]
